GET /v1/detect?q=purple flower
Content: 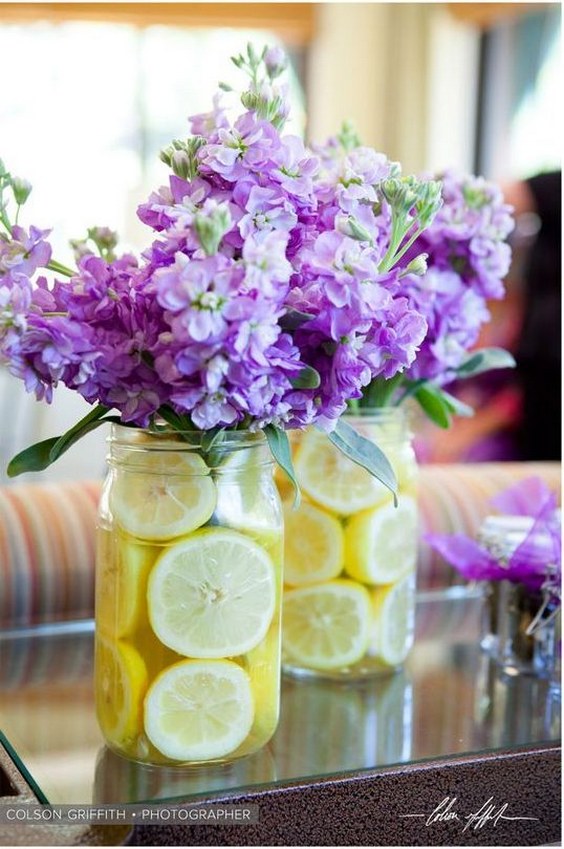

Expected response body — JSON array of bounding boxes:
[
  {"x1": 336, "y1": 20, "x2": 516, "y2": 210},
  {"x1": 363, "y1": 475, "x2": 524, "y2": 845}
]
[
  {"x1": 0, "y1": 226, "x2": 52, "y2": 277},
  {"x1": 2, "y1": 47, "x2": 514, "y2": 438},
  {"x1": 201, "y1": 112, "x2": 281, "y2": 183},
  {"x1": 236, "y1": 184, "x2": 297, "y2": 239},
  {"x1": 188, "y1": 93, "x2": 229, "y2": 137},
  {"x1": 425, "y1": 477, "x2": 561, "y2": 596}
]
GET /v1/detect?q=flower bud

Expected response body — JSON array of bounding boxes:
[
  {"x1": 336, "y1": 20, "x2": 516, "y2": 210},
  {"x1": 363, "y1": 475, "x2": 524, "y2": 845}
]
[
  {"x1": 404, "y1": 253, "x2": 428, "y2": 276},
  {"x1": 11, "y1": 176, "x2": 32, "y2": 206},
  {"x1": 194, "y1": 203, "x2": 232, "y2": 256},
  {"x1": 88, "y1": 226, "x2": 118, "y2": 251},
  {"x1": 337, "y1": 120, "x2": 361, "y2": 153},
  {"x1": 264, "y1": 46, "x2": 287, "y2": 79},
  {"x1": 341, "y1": 215, "x2": 373, "y2": 243}
]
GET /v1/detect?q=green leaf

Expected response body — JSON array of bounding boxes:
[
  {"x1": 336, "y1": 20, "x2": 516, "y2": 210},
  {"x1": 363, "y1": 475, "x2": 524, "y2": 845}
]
[
  {"x1": 7, "y1": 413, "x2": 120, "y2": 478},
  {"x1": 328, "y1": 419, "x2": 398, "y2": 506},
  {"x1": 414, "y1": 384, "x2": 453, "y2": 428},
  {"x1": 156, "y1": 405, "x2": 189, "y2": 432},
  {"x1": 263, "y1": 424, "x2": 300, "y2": 507},
  {"x1": 48, "y1": 403, "x2": 111, "y2": 463},
  {"x1": 456, "y1": 347, "x2": 516, "y2": 378},
  {"x1": 439, "y1": 389, "x2": 474, "y2": 418},
  {"x1": 200, "y1": 427, "x2": 225, "y2": 454},
  {"x1": 290, "y1": 365, "x2": 321, "y2": 389},
  {"x1": 8, "y1": 437, "x2": 62, "y2": 477},
  {"x1": 278, "y1": 309, "x2": 314, "y2": 332}
]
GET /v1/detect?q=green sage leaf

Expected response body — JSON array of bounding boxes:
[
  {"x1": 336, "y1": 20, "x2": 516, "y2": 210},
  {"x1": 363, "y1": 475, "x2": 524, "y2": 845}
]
[
  {"x1": 200, "y1": 427, "x2": 225, "y2": 454},
  {"x1": 7, "y1": 413, "x2": 120, "y2": 477},
  {"x1": 263, "y1": 424, "x2": 300, "y2": 507},
  {"x1": 328, "y1": 419, "x2": 398, "y2": 506},
  {"x1": 456, "y1": 347, "x2": 516, "y2": 378},
  {"x1": 48, "y1": 403, "x2": 111, "y2": 463},
  {"x1": 414, "y1": 384, "x2": 453, "y2": 428},
  {"x1": 8, "y1": 437, "x2": 62, "y2": 477},
  {"x1": 439, "y1": 389, "x2": 474, "y2": 418},
  {"x1": 156, "y1": 405, "x2": 190, "y2": 432}
]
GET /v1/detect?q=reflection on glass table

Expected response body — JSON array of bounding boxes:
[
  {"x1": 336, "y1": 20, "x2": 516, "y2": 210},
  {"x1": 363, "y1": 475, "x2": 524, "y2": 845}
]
[{"x1": 0, "y1": 591, "x2": 559, "y2": 806}]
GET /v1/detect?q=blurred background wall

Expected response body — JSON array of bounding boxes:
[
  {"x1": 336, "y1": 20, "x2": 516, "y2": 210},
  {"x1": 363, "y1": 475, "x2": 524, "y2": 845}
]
[{"x1": 0, "y1": 2, "x2": 561, "y2": 482}]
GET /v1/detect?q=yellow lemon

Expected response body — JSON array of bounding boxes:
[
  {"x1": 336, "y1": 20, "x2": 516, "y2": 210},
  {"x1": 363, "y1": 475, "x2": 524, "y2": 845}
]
[
  {"x1": 147, "y1": 528, "x2": 276, "y2": 658},
  {"x1": 344, "y1": 495, "x2": 417, "y2": 585},
  {"x1": 283, "y1": 500, "x2": 344, "y2": 586},
  {"x1": 95, "y1": 635, "x2": 148, "y2": 745},
  {"x1": 144, "y1": 659, "x2": 254, "y2": 761},
  {"x1": 370, "y1": 575, "x2": 415, "y2": 667},
  {"x1": 96, "y1": 530, "x2": 159, "y2": 637},
  {"x1": 109, "y1": 451, "x2": 216, "y2": 541},
  {"x1": 282, "y1": 579, "x2": 372, "y2": 670},
  {"x1": 294, "y1": 429, "x2": 392, "y2": 516}
]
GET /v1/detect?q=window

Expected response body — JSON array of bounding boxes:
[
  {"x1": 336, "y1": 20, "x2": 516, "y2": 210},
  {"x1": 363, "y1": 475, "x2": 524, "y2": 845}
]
[
  {"x1": 475, "y1": 6, "x2": 561, "y2": 179},
  {"x1": 0, "y1": 21, "x2": 306, "y2": 261}
]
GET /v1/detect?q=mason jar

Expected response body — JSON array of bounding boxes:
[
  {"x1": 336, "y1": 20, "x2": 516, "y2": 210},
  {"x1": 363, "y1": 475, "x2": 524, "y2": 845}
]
[
  {"x1": 278, "y1": 408, "x2": 418, "y2": 679},
  {"x1": 94, "y1": 425, "x2": 283, "y2": 766}
]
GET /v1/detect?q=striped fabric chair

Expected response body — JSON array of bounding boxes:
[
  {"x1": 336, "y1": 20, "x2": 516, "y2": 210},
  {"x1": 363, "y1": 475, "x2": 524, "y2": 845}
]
[
  {"x1": 0, "y1": 463, "x2": 560, "y2": 629},
  {"x1": 0, "y1": 481, "x2": 101, "y2": 629}
]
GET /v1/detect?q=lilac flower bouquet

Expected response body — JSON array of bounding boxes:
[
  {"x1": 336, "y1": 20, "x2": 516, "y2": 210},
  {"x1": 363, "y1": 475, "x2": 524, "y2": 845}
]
[
  {"x1": 0, "y1": 43, "x2": 513, "y2": 492},
  {"x1": 345, "y1": 166, "x2": 516, "y2": 422},
  {"x1": 0, "y1": 44, "x2": 447, "y2": 495}
]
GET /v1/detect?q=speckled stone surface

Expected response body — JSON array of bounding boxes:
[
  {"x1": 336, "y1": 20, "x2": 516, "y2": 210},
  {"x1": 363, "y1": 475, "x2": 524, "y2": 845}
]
[{"x1": 128, "y1": 744, "x2": 560, "y2": 846}]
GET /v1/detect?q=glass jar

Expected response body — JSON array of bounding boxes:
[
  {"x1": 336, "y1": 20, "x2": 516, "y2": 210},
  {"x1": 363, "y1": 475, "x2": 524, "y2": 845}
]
[
  {"x1": 496, "y1": 580, "x2": 560, "y2": 678},
  {"x1": 278, "y1": 408, "x2": 418, "y2": 679},
  {"x1": 477, "y1": 514, "x2": 560, "y2": 679},
  {"x1": 94, "y1": 425, "x2": 283, "y2": 766}
]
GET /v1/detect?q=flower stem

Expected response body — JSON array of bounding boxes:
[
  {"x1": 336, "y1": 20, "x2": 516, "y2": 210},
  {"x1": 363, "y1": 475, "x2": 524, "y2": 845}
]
[
  {"x1": 0, "y1": 210, "x2": 12, "y2": 234},
  {"x1": 47, "y1": 259, "x2": 76, "y2": 278}
]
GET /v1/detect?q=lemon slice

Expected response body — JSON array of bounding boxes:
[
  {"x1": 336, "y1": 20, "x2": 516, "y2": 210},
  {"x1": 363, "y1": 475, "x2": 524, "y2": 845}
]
[
  {"x1": 96, "y1": 532, "x2": 158, "y2": 637},
  {"x1": 294, "y1": 429, "x2": 391, "y2": 516},
  {"x1": 282, "y1": 579, "x2": 372, "y2": 670},
  {"x1": 344, "y1": 495, "x2": 417, "y2": 585},
  {"x1": 109, "y1": 451, "x2": 217, "y2": 541},
  {"x1": 214, "y1": 461, "x2": 282, "y2": 539},
  {"x1": 370, "y1": 575, "x2": 415, "y2": 667},
  {"x1": 95, "y1": 635, "x2": 148, "y2": 744},
  {"x1": 147, "y1": 528, "x2": 276, "y2": 658},
  {"x1": 283, "y1": 500, "x2": 344, "y2": 586},
  {"x1": 144, "y1": 659, "x2": 254, "y2": 761}
]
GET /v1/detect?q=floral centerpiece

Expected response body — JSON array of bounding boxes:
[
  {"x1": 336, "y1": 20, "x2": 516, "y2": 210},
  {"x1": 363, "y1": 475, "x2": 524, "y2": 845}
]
[
  {"x1": 0, "y1": 44, "x2": 447, "y2": 766},
  {"x1": 0, "y1": 43, "x2": 517, "y2": 758}
]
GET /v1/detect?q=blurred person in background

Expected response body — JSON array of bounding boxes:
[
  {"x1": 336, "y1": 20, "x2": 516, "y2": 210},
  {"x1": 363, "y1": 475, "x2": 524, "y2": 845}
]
[{"x1": 504, "y1": 170, "x2": 561, "y2": 461}]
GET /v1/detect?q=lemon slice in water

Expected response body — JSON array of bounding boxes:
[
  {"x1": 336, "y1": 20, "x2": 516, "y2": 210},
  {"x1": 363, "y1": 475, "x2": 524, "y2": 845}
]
[
  {"x1": 283, "y1": 500, "x2": 344, "y2": 586},
  {"x1": 344, "y1": 495, "x2": 417, "y2": 585},
  {"x1": 109, "y1": 451, "x2": 216, "y2": 541},
  {"x1": 144, "y1": 659, "x2": 254, "y2": 761},
  {"x1": 294, "y1": 429, "x2": 392, "y2": 516},
  {"x1": 147, "y1": 528, "x2": 276, "y2": 658},
  {"x1": 282, "y1": 579, "x2": 372, "y2": 670},
  {"x1": 370, "y1": 575, "x2": 415, "y2": 667},
  {"x1": 95, "y1": 636, "x2": 148, "y2": 744},
  {"x1": 96, "y1": 532, "x2": 158, "y2": 637}
]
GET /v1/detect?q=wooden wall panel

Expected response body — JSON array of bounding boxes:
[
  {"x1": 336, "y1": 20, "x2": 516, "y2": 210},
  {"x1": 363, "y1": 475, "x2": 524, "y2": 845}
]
[
  {"x1": 448, "y1": 2, "x2": 552, "y2": 28},
  {"x1": 0, "y1": 3, "x2": 316, "y2": 44}
]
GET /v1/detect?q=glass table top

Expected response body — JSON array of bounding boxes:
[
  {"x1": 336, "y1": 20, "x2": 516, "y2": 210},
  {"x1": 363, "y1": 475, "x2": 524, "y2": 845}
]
[{"x1": 0, "y1": 590, "x2": 560, "y2": 806}]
